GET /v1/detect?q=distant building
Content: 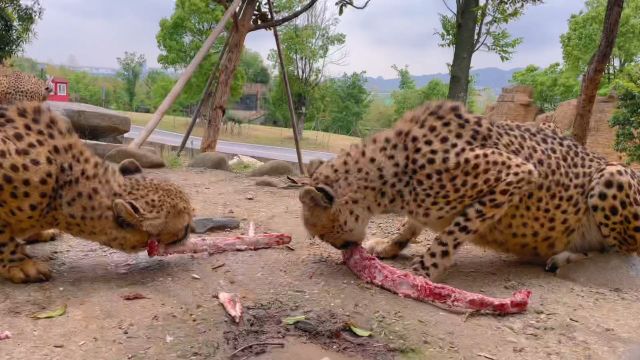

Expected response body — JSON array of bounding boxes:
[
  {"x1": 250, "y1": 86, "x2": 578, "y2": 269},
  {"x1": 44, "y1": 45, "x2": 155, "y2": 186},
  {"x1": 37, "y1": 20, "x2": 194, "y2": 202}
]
[
  {"x1": 228, "y1": 83, "x2": 268, "y2": 123},
  {"x1": 47, "y1": 77, "x2": 70, "y2": 102}
]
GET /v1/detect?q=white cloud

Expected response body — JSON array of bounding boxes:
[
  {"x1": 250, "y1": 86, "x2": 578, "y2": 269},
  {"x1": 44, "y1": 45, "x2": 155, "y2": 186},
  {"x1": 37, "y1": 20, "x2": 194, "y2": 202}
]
[{"x1": 26, "y1": 0, "x2": 585, "y2": 77}]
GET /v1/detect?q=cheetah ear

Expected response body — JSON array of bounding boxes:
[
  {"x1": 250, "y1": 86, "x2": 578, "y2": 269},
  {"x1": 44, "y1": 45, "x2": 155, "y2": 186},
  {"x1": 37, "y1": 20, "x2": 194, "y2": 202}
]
[
  {"x1": 113, "y1": 199, "x2": 143, "y2": 229},
  {"x1": 299, "y1": 185, "x2": 334, "y2": 208},
  {"x1": 118, "y1": 159, "x2": 143, "y2": 177}
]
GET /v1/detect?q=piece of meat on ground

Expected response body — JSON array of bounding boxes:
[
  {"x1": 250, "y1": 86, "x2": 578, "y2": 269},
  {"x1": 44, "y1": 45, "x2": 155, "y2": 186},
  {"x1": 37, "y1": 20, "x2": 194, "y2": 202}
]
[{"x1": 343, "y1": 246, "x2": 531, "y2": 315}]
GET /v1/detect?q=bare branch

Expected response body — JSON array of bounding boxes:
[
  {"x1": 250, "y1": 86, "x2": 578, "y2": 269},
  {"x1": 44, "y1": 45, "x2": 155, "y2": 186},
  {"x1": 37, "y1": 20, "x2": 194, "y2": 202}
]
[
  {"x1": 250, "y1": 0, "x2": 319, "y2": 31},
  {"x1": 335, "y1": 0, "x2": 371, "y2": 10},
  {"x1": 442, "y1": 0, "x2": 456, "y2": 15}
]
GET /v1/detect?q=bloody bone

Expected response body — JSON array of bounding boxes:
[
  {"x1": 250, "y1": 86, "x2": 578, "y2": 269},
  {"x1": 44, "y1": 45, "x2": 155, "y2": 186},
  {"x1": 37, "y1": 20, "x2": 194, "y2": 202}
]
[
  {"x1": 147, "y1": 233, "x2": 292, "y2": 257},
  {"x1": 343, "y1": 246, "x2": 531, "y2": 315},
  {"x1": 218, "y1": 292, "x2": 242, "y2": 323}
]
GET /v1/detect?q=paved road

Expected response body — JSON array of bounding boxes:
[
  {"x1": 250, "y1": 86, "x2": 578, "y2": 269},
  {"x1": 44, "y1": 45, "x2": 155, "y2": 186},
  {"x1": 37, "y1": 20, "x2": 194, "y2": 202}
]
[{"x1": 125, "y1": 125, "x2": 336, "y2": 164}]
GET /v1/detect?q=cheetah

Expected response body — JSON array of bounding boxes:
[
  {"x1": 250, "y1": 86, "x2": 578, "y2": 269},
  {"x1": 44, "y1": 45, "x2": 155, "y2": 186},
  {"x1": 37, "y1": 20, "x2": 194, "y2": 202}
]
[
  {"x1": 0, "y1": 67, "x2": 51, "y2": 104},
  {"x1": 299, "y1": 101, "x2": 640, "y2": 281},
  {"x1": 0, "y1": 101, "x2": 194, "y2": 283}
]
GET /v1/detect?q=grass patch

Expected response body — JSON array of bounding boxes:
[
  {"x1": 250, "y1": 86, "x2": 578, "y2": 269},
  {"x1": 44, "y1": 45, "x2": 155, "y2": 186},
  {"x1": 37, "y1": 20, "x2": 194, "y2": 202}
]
[
  {"x1": 162, "y1": 151, "x2": 184, "y2": 169},
  {"x1": 229, "y1": 161, "x2": 258, "y2": 174},
  {"x1": 122, "y1": 111, "x2": 361, "y2": 153}
]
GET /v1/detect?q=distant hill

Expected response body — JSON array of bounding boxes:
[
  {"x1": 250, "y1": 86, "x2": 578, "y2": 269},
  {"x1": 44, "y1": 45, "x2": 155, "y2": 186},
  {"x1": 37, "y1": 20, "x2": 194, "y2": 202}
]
[{"x1": 365, "y1": 67, "x2": 523, "y2": 95}]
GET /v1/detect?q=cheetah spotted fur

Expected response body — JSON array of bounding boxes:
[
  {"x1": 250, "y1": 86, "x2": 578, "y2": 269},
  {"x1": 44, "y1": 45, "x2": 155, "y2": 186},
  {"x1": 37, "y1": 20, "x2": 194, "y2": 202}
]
[
  {"x1": 299, "y1": 101, "x2": 640, "y2": 280},
  {"x1": 0, "y1": 101, "x2": 194, "y2": 283}
]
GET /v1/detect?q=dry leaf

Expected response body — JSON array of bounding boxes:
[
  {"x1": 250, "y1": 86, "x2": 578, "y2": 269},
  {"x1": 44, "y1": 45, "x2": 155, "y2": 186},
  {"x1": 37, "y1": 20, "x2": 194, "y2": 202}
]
[{"x1": 32, "y1": 304, "x2": 67, "y2": 319}]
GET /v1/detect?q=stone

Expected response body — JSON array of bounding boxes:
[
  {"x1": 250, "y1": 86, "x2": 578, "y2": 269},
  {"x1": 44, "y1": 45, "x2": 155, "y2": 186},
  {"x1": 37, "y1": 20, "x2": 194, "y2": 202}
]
[
  {"x1": 254, "y1": 177, "x2": 282, "y2": 187},
  {"x1": 83, "y1": 141, "x2": 156, "y2": 159},
  {"x1": 229, "y1": 155, "x2": 263, "y2": 167},
  {"x1": 484, "y1": 85, "x2": 540, "y2": 123},
  {"x1": 188, "y1": 152, "x2": 230, "y2": 171},
  {"x1": 46, "y1": 101, "x2": 131, "y2": 140},
  {"x1": 105, "y1": 147, "x2": 165, "y2": 168},
  {"x1": 191, "y1": 217, "x2": 240, "y2": 234},
  {"x1": 248, "y1": 160, "x2": 294, "y2": 177}
]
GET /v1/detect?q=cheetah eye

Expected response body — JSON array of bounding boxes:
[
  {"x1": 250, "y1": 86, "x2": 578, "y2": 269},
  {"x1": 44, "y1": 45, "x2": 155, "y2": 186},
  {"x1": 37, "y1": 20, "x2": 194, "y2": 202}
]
[{"x1": 115, "y1": 216, "x2": 134, "y2": 229}]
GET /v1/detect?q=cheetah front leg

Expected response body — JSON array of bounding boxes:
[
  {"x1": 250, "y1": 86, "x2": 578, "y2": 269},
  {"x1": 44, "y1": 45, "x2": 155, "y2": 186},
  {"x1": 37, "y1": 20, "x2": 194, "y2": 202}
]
[
  {"x1": 412, "y1": 150, "x2": 539, "y2": 281},
  {"x1": 364, "y1": 218, "x2": 423, "y2": 258},
  {"x1": 0, "y1": 227, "x2": 51, "y2": 283}
]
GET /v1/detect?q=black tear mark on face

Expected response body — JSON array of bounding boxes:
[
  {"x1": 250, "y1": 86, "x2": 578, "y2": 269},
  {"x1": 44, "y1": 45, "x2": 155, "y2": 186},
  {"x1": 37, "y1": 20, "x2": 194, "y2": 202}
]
[{"x1": 315, "y1": 186, "x2": 334, "y2": 205}]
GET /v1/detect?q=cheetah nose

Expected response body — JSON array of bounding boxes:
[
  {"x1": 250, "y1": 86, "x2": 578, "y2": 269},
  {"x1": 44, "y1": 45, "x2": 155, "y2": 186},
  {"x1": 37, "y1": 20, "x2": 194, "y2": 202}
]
[{"x1": 338, "y1": 241, "x2": 357, "y2": 250}]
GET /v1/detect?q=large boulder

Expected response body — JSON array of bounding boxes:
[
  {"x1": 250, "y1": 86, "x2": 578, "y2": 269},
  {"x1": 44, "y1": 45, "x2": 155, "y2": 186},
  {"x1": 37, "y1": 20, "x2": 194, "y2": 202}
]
[
  {"x1": 484, "y1": 85, "x2": 540, "y2": 123},
  {"x1": 188, "y1": 152, "x2": 230, "y2": 171},
  {"x1": 105, "y1": 147, "x2": 165, "y2": 168},
  {"x1": 46, "y1": 101, "x2": 130, "y2": 140},
  {"x1": 248, "y1": 160, "x2": 294, "y2": 177}
]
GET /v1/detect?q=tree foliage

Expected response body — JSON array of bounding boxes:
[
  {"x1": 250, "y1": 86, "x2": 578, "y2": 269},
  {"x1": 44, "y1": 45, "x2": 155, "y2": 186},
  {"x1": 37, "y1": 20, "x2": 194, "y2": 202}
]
[
  {"x1": 561, "y1": 0, "x2": 640, "y2": 78},
  {"x1": 610, "y1": 64, "x2": 640, "y2": 163},
  {"x1": 389, "y1": 65, "x2": 450, "y2": 117},
  {"x1": 511, "y1": 63, "x2": 581, "y2": 112},
  {"x1": 437, "y1": 0, "x2": 542, "y2": 62},
  {"x1": 267, "y1": 0, "x2": 346, "y2": 137},
  {"x1": 155, "y1": 0, "x2": 245, "y2": 110},
  {"x1": 240, "y1": 49, "x2": 270, "y2": 84},
  {"x1": 0, "y1": 0, "x2": 43, "y2": 64},
  {"x1": 317, "y1": 72, "x2": 372, "y2": 135},
  {"x1": 117, "y1": 51, "x2": 146, "y2": 111}
]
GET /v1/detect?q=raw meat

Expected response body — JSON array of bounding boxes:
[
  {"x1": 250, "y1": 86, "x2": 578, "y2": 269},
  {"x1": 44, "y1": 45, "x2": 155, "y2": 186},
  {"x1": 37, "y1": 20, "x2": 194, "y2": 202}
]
[
  {"x1": 0, "y1": 331, "x2": 11, "y2": 340},
  {"x1": 147, "y1": 233, "x2": 292, "y2": 257},
  {"x1": 218, "y1": 292, "x2": 242, "y2": 323},
  {"x1": 343, "y1": 246, "x2": 531, "y2": 315}
]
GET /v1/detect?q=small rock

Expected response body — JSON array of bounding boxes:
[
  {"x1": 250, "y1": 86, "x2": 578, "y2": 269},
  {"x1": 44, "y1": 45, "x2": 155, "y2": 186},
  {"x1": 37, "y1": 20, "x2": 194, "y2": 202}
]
[
  {"x1": 53, "y1": 344, "x2": 64, "y2": 348},
  {"x1": 105, "y1": 147, "x2": 165, "y2": 168},
  {"x1": 191, "y1": 217, "x2": 240, "y2": 234},
  {"x1": 191, "y1": 274, "x2": 201, "y2": 280},
  {"x1": 246, "y1": 193, "x2": 255, "y2": 200},
  {"x1": 255, "y1": 177, "x2": 281, "y2": 187},
  {"x1": 188, "y1": 152, "x2": 229, "y2": 170},
  {"x1": 248, "y1": 160, "x2": 294, "y2": 177},
  {"x1": 294, "y1": 320, "x2": 317, "y2": 333}
]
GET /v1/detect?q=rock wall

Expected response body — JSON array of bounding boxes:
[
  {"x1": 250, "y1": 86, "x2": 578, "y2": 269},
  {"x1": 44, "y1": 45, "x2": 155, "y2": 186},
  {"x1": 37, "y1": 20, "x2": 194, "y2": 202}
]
[{"x1": 484, "y1": 85, "x2": 540, "y2": 123}]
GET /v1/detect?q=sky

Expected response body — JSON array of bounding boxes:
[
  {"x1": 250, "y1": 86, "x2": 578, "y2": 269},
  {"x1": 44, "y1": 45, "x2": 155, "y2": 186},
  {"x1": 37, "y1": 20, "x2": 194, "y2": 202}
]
[{"x1": 24, "y1": 0, "x2": 585, "y2": 79}]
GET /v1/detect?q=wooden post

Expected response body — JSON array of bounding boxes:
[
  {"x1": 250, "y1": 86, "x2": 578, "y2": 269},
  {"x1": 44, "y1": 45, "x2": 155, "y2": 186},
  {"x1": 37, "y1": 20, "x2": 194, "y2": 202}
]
[
  {"x1": 128, "y1": 0, "x2": 242, "y2": 149},
  {"x1": 266, "y1": 0, "x2": 305, "y2": 175},
  {"x1": 176, "y1": 36, "x2": 231, "y2": 156},
  {"x1": 572, "y1": 0, "x2": 624, "y2": 146}
]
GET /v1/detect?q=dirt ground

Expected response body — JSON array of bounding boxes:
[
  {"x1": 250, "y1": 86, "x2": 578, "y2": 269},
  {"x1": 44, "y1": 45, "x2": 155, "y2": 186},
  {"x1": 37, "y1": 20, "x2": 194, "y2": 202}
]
[{"x1": 2, "y1": 168, "x2": 640, "y2": 360}]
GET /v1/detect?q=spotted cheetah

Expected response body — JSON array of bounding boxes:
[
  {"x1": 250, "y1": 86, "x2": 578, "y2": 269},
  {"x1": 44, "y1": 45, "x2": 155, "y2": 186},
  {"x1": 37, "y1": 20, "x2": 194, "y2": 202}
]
[
  {"x1": 299, "y1": 101, "x2": 639, "y2": 281},
  {"x1": 0, "y1": 102, "x2": 194, "y2": 283},
  {"x1": 0, "y1": 67, "x2": 51, "y2": 104}
]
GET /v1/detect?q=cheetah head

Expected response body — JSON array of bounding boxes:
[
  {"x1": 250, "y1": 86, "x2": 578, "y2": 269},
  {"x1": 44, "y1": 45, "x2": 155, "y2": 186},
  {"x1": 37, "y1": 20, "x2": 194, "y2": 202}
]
[
  {"x1": 298, "y1": 159, "x2": 369, "y2": 250},
  {"x1": 107, "y1": 160, "x2": 195, "y2": 252}
]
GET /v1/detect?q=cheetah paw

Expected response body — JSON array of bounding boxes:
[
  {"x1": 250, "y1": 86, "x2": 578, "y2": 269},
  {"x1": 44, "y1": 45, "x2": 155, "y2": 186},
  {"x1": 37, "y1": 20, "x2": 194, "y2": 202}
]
[
  {"x1": 545, "y1": 251, "x2": 590, "y2": 274},
  {"x1": 1, "y1": 259, "x2": 51, "y2": 283},
  {"x1": 363, "y1": 237, "x2": 400, "y2": 259}
]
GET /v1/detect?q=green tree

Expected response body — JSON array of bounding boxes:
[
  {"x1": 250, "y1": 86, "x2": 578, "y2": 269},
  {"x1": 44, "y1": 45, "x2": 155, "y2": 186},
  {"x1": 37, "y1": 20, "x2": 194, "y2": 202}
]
[
  {"x1": 240, "y1": 49, "x2": 270, "y2": 84},
  {"x1": 437, "y1": 0, "x2": 542, "y2": 104},
  {"x1": 390, "y1": 65, "x2": 450, "y2": 117},
  {"x1": 267, "y1": 0, "x2": 346, "y2": 138},
  {"x1": 561, "y1": 0, "x2": 640, "y2": 80},
  {"x1": 511, "y1": 63, "x2": 581, "y2": 112},
  {"x1": 610, "y1": 64, "x2": 640, "y2": 162},
  {"x1": 0, "y1": 0, "x2": 43, "y2": 65},
  {"x1": 156, "y1": 0, "x2": 245, "y2": 111},
  {"x1": 117, "y1": 51, "x2": 146, "y2": 111},
  {"x1": 319, "y1": 72, "x2": 371, "y2": 135}
]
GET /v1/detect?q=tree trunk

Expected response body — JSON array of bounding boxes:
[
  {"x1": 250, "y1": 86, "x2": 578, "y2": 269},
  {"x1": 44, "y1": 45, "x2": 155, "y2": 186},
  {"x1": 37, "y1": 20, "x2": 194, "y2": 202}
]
[
  {"x1": 200, "y1": 0, "x2": 258, "y2": 152},
  {"x1": 572, "y1": 0, "x2": 624, "y2": 146},
  {"x1": 447, "y1": 0, "x2": 479, "y2": 104},
  {"x1": 296, "y1": 113, "x2": 305, "y2": 139}
]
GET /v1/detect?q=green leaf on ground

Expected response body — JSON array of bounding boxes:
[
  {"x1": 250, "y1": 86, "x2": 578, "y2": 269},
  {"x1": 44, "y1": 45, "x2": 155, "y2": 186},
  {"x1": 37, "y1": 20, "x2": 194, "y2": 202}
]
[
  {"x1": 32, "y1": 304, "x2": 67, "y2": 319},
  {"x1": 282, "y1": 315, "x2": 306, "y2": 325}
]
